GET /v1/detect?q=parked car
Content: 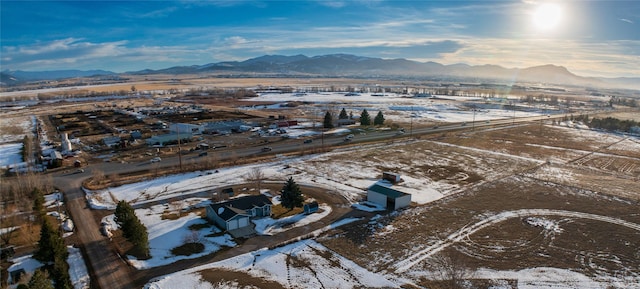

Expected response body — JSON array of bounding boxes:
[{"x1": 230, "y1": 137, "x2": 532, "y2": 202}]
[
  {"x1": 75, "y1": 169, "x2": 85, "y2": 174},
  {"x1": 261, "y1": 147, "x2": 272, "y2": 152},
  {"x1": 150, "y1": 157, "x2": 162, "y2": 163},
  {"x1": 304, "y1": 139, "x2": 313, "y2": 144}
]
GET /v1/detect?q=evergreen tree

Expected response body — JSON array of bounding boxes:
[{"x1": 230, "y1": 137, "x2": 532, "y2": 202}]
[
  {"x1": 28, "y1": 269, "x2": 54, "y2": 289},
  {"x1": 114, "y1": 200, "x2": 150, "y2": 257},
  {"x1": 280, "y1": 177, "x2": 304, "y2": 210},
  {"x1": 339, "y1": 108, "x2": 348, "y2": 119},
  {"x1": 114, "y1": 200, "x2": 135, "y2": 239},
  {"x1": 323, "y1": 111, "x2": 334, "y2": 129},
  {"x1": 51, "y1": 257, "x2": 73, "y2": 289},
  {"x1": 374, "y1": 111, "x2": 385, "y2": 126},
  {"x1": 34, "y1": 219, "x2": 67, "y2": 264},
  {"x1": 32, "y1": 188, "x2": 46, "y2": 221},
  {"x1": 129, "y1": 217, "x2": 150, "y2": 257},
  {"x1": 360, "y1": 109, "x2": 371, "y2": 126}
]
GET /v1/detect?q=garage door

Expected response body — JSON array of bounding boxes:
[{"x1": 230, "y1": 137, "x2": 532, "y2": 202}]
[
  {"x1": 228, "y1": 219, "x2": 239, "y2": 230},
  {"x1": 238, "y1": 217, "x2": 249, "y2": 228}
]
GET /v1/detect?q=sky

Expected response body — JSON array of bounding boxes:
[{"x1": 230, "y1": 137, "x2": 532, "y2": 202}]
[{"x1": 1, "y1": 0, "x2": 639, "y2": 78}]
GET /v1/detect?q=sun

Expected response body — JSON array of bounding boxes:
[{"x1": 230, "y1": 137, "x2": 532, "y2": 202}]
[{"x1": 533, "y1": 3, "x2": 562, "y2": 31}]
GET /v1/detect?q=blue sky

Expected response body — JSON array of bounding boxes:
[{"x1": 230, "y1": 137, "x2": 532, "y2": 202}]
[{"x1": 1, "y1": 0, "x2": 638, "y2": 77}]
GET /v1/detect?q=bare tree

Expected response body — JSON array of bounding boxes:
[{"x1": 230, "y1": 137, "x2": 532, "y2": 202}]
[
  {"x1": 92, "y1": 169, "x2": 105, "y2": 186},
  {"x1": 430, "y1": 248, "x2": 475, "y2": 289},
  {"x1": 246, "y1": 167, "x2": 266, "y2": 193},
  {"x1": 0, "y1": 204, "x2": 17, "y2": 246}
]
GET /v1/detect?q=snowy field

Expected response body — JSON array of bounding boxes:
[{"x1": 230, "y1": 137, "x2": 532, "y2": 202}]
[
  {"x1": 0, "y1": 142, "x2": 23, "y2": 168},
  {"x1": 0, "y1": 115, "x2": 33, "y2": 143},
  {"x1": 144, "y1": 239, "x2": 398, "y2": 289},
  {"x1": 144, "y1": 237, "x2": 638, "y2": 289},
  {"x1": 242, "y1": 92, "x2": 551, "y2": 125}
]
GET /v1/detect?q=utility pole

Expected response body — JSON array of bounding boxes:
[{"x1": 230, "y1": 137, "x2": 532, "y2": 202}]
[
  {"x1": 472, "y1": 105, "x2": 476, "y2": 131},
  {"x1": 176, "y1": 123, "x2": 183, "y2": 172},
  {"x1": 410, "y1": 106, "x2": 413, "y2": 138}
]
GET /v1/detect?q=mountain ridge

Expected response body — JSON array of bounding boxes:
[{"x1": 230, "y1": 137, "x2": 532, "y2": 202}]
[{"x1": 2, "y1": 54, "x2": 638, "y2": 90}]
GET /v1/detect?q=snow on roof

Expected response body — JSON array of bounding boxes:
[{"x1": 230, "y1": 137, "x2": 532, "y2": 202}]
[{"x1": 368, "y1": 183, "x2": 410, "y2": 198}]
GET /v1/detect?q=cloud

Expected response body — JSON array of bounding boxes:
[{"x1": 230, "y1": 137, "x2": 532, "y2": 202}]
[
  {"x1": 0, "y1": 38, "x2": 208, "y2": 72},
  {"x1": 315, "y1": 1, "x2": 346, "y2": 8},
  {"x1": 137, "y1": 6, "x2": 178, "y2": 18},
  {"x1": 620, "y1": 18, "x2": 634, "y2": 24}
]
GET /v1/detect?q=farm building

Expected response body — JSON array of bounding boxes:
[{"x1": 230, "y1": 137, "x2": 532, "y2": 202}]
[
  {"x1": 367, "y1": 183, "x2": 411, "y2": 210},
  {"x1": 145, "y1": 132, "x2": 193, "y2": 146},
  {"x1": 169, "y1": 123, "x2": 202, "y2": 134},
  {"x1": 202, "y1": 120, "x2": 247, "y2": 134},
  {"x1": 303, "y1": 201, "x2": 319, "y2": 214},
  {"x1": 206, "y1": 195, "x2": 272, "y2": 231}
]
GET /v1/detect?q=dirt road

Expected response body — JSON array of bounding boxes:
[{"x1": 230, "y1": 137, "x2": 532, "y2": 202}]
[{"x1": 55, "y1": 173, "x2": 136, "y2": 289}]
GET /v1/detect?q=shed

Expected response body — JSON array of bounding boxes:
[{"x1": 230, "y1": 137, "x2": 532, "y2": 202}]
[
  {"x1": 303, "y1": 201, "x2": 319, "y2": 214},
  {"x1": 382, "y1": 172, "x2": 402, "y2": 183},
  {"x1": 367, "y1": 184, "x2": 411, "y2": 210}
]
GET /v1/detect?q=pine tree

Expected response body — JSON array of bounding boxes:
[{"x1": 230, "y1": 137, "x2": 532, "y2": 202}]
[
  {"x1": 34, "y1": 219, "x2": 66, "y2": 264},
  {"x1": 28, "y1": 269, "x2": 54, "y2": 289},
  {"x1": 323, "y1": 111, "x2": 334, "y2": 129},
  {"x1": 374, "y1": 111, "x2": 385, "y2": 125},
  {"x1": 129, "y1": 217, "x2": 150, "y2": 258},
  {"x1": 360, "y1": 109, "x2": 371, "y2": 126},
  {"x1": 114, "y1": 200, "x2": 150, "y2": 257},
  {"x1": 51, "y1": 257, "x2": 73, "y2": 289},
  {"x1": 339, "y1": 108, "x2": 348, "y2": 119},
  {"x1": 114, "y1": 200, "x2": 135, "y2": 239},
  {"x1": 280, "y1": 177, "x2": 304, "y2": 210},
  {"x1": 32, "y1": 188, "x2": 46, "y2": 221}
]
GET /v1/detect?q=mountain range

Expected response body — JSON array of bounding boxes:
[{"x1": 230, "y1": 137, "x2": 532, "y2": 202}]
[{"x1": 2, "y1": 54, "x2": 638, "y2": 90}]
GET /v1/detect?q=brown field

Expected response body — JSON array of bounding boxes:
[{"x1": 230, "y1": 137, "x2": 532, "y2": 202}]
[{"x1": 314, "y1": 124, "x2": 640, "y2": 285}]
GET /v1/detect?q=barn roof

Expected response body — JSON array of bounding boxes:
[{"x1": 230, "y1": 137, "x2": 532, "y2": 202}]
[{"x1": 368, "y1": 184, "x2": 410, "y2": 198}]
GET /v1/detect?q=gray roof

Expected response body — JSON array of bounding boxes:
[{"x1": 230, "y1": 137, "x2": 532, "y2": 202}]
[
  {"x1": 210, "y1": 195, "x2": 272, "y2": 221},
  {"x1": 368, "y1": 184, "x2": 410, "y2": 199}
]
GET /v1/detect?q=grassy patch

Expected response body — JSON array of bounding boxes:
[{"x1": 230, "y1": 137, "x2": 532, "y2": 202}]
[
  {"x1": 188, "y1": 223, "x2": 210, "y2": 230},
  {"x1": 160, "y1": 211, "x2": 181, "y2": 220},
  {"x1": 171, "y1": 242, "x2": 205, "y2": 256},
  {"x1": 199, "y1": 268, "x2": 287, "y2": 289},
  {"x1": 271, "y1": 204, "x2": 303, "y2": 219}
]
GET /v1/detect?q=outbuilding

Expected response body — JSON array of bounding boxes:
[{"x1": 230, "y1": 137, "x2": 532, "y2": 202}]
[
  {"x1": 303, "y1": 201, "x2": 319, "y2": 214},
  {"x1": 366, "y1": 183, "x2": 411, "y2": 210}
]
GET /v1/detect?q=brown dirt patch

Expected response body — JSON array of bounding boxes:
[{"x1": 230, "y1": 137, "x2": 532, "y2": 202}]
[{"x1": 198, "y1": 268, "x2": 287, "y2": 289}]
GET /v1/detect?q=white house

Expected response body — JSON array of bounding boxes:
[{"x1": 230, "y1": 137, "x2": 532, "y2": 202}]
[{"x1": 367, "y1": 183, "x2": 411, "y2": 210}]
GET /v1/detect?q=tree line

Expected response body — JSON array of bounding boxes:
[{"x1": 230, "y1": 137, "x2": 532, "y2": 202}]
[
  {"x1": 570, "y1": 115, "x2": 640, "y2": 133},
  {"x1": 323, "y1": 108, "x2": 385, "y2": 128}
]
